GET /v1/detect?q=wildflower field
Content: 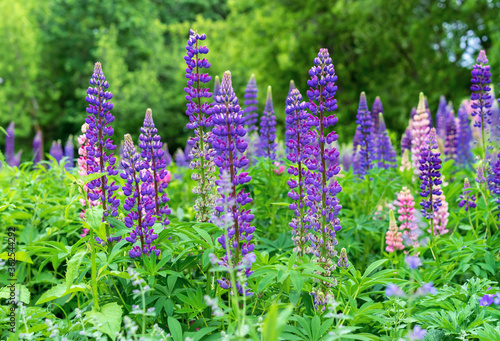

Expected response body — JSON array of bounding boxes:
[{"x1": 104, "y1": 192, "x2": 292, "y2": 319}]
[{"x1": 2, "y1": 23, "x2": 500, "y2": 341}]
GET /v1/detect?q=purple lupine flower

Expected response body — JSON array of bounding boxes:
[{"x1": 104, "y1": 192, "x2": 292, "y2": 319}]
[
  {"x1": 33, "y1": 130, "x2": 43, "y2": 165},
  {"x1": 385, "y1": 284, "x2": 405, "y2": 297},
  {"x1": 163, "y1": 144, "x2": 172, "y2": 166},
  {"x1": 243, "y1": 74, "x2": 259, "y2": 133},
  {"x1": 139, "y1": 109, "x2": 171, "y2": 226},
  {"x1": 257, "y1": 86, "x2": 277, "y2": 160},
  {"x1": 476, "y1": 164, "x2": 487, "y2": 184},
  {"x1": 305, "y1": 48, "x2": 342, "y2": 309},
  {"x1": 213, "y1": 75, "x2": 220, "y2": 97},
  {"x1": 491, "y1": 100, "x2": 500, "y2": 145},
  {"x1": 405, "y1": 255, "x2": 422, "y2": 270},
  {"x1": 408, "y1": 326, "x2": 427, "y2": 340},
  {"x1": 471, "y1": 50, "x2": 492, "y2": 163},
  {"x1": 174, "y1": 148, "x2": 188, "y2": 167},
  {"x1": 12, "y1": 150, "x2": 22, "y2": 167},
  {"x1": 284, "y1": 80, "x2": 296, "y2": 153},
  {"x1": 457, "y1": 104, "x2": 474, "y2": 167},
  {"x1": 459, "y1": 178, "x2": 477, "y2": 211},
  {"x1": 353, "y1": 92, "x2": 374, "y2": 178},
  {"x1": 374, "y1": 112, "x2": 397, "y2": 169},
  {"x1": 337, "y1": 247, "x2": 349, "y2": 269},
  {"x1": 5, "y1": 122, "x2": 15, "y2": 166},
  {"x1": 84, "y1": 62, "x2": 120, "y2": 224},
  {"x1": 120, "y1": 134, "x2": 160, "y2": 258},
  {"x1": 444, "y1": 110, "x2": 458, "y2": 162},
  {"x1": 419, "y1": 128, "x2": 443, "y2": 221},
  {"x1": 492, "y1": 150, "x2": 500, "y2": 219},
  {"x1": 416, "y1": 282, "x2": 437, "y2": 296},
  {"x1": 64, "y1": 135, "x2": 74, "y2": 169},
  {"x1": 412, "y1": 93, "x2": 431, "y2": 175},
  {"x1": 49, "y1": 140, "x2": 64, "y2": 164},
  {"x1": 371, "y1": 96, "x2": 383, "y2": 132},
  {"x1": 436, "y1": 95, "x2": 448, "y2": 140},
  {"x1": 285, "y1": 87, "x2": 312, "y2": 254},
  {"x1": 212, "y1": 71, "x2": 254, "y2": 294},
  {"x1": 479, "y1": 294, "x2": 493, "y2": 306},
  {"x1": 184, "y1": 29, "x2": 216, "y2": 221},
  {"x1": 401, "y1": 121, "x2": 413, "y2": 153}
]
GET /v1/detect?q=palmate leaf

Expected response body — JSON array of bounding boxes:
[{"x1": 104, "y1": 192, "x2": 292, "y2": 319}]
[{"x1": 85, "y1": 302, "x2": 123, "y2": 341}]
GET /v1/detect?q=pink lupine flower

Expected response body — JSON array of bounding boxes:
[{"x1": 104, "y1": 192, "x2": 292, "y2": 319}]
[
  {"x1": 432, "y1": 190, "x2": 449, "y2": 235},
  {"x1": 274, "y1": 161, "x2": 285, "y2": 175},
  {"x1": 386, "y1": 210, "x2": 404, "y2": 253},
  {"x1": 411, "y1": 93, "x2": 431, "y2": 175},
  {"x1": 396, "y1": 187, "x2": 419, "y2": 247}
]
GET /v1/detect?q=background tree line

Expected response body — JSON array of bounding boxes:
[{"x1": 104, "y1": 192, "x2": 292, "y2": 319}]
[{"x1": 1, "y1": 0, "x2": 499, "y2": 158}]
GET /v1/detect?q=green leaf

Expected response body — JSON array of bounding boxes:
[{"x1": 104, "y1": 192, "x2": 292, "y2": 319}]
[
  {"x1": 85, "y1": 302, "x2": 123, "y2": 341},
  {"x1": 289, "y1": 270, "x2": 305, "y2": 292},
  {"x1": 168, "y1": 316, "x2": 183, "y2": 341},
  {"x1": 0, "y1": 284, "x2": 30, "y2": 304},
  {"x1": 258, "y1": 272, "x2": 277, "y2": 293},
  {"x1": 66, "y1": 251, "x2": 86, "y2": 290},
  {"x1": 85, "y1": 206, "x2": 106, "y2": 240},
  {"x1": 35, "y1": 283, "x2": 86, "y2": 304},
  {"x1": 262, "y1": 304, "x2": 293, "y2": 341},
  {"x1": 362, "y1": 259, "x2": 387, "y2": 278},
  {"x1": 0, "y1": 251, "x2": 33, "y2": 264}
]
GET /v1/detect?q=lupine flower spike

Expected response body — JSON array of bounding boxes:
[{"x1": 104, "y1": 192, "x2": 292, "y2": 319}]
[
  {"x1": 120, "y1": 134, "x2": 160, "y2": 258},
  {"x1": 371, "y1": 96, "x2": 383, "y2": 132},
  {"x1": 285, "y1": 87, "x2": 312, "y2": 254},
  {"x1": 84, "y1": 62, "x2": 120, "y2": 236},
  {"x1": 5, "y1": 122, "x2": 15, "y2": 166},
  {"x1": 396, "y1": 187, "x2": 419, "y2": 248},
  {"x1": 212, "y1": 71, "x2": 255, "y2": 294},
  {"x1": 492, "y1": 149, "x2": 500, "y2": 220},
  {"x1": 33, "y1": 130, "x2": 43, "y2": 165},
  {"x1": 243, "y1": 74, "x2": 259, "y2": 133},
  {"x1": 184, "y1": 29, "x2": 216, "y2": 222},
  {"x1": 213, "y1": 75, "x2": 220, "y2": 97},
  {"x1": 64, "y1": 135, "x2": 74, "y2": 169},
  {"x1": 457, "y1": 104, "x2": 474, "y2": 167},
  {"x1": 444, "y1": 111, "x2": 458, "y2": 162},
  {"x1": 412, "y1": 93, "x2": 431, "y2": 175},
  {"x1": 353, "y1": 92, "x2": 374, "y2": 178},
  {"x1": 375, "y1": 112, "x2": 397, "y2": 169},
  {"x1": 337, "y1": 248, "x2": 349, "y2": 269},
  {"x1": 459, "y1": 178, "x2": 477, "y2": 211},
  {"x1": 401, "y1": 122, "x2": 413, "y2": 153},
  {"x1": 386, "y1": 210, "x2": 404, "y2": 253},
  {"x1": 257, "y1": 86, "x2": 277, "y2": 160},
  {"x1": 436, "y1": 95, "x2": 448, "y2": 140},
  {"x1": 139, "y1": 109, "x2": 172, "y2": 226},
  {"x1": 49, "y1": 140, "x2": 64, "y2": 164},
  {"x1": 470, "y1": 50, "x2": 492, "y2": 164},
  {"x1": 305, "y1": 48, "x2": 342, "y2": 310}
]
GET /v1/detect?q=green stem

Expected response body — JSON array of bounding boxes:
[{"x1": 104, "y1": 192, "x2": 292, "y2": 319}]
[
  {"x1": 468, "y1": 210, "x2": 478, "y2": 239},
  {"x1": 89, "y1": 229, "x2": 100, "y2": 310}
]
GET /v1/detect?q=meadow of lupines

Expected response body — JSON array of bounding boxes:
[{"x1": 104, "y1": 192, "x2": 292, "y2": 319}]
[{"x1": 3, "y1": 30, "x2": 500, "y2": 341}]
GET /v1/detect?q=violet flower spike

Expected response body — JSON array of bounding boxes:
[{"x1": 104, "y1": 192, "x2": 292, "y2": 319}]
[
  {"x1": 353, "y1": 92, "x2": 374, "y2": 178},
  {"x1": 492, "y1": 149, "x2": 500, "y2": 219},
  {"x1": 458, "y1": 178, "x2": 476, "y2": 211},
  {"x1": 138, "y1": 109, "x2": 171, "y2": 226},
  {"x1": 5, "y1": 122, "x2": 15, "y2": 166},
  {"x1": 49, "y1": 140, "x2": 64, "y2": 164},
  {"x1": 444, "y1": 110, "x2": 458, "y2": 162},
  {"x1": 457, "y1": 104, "x2": 474, "y2": 167},
  {"x1": 120, "y1": 134, "x2": 160, "y2": 258},
  {"x1": 243, "y1": 74, "x2": 259, "y2": 133},
  {"x1": 374, "y1": 112, "x2": 397, "y2": 169},
  {"x1": 32, "y1": 130, "x2": 43, "y2": 165},
  {"x1": 84, "y1": 62, "x2": 120, "y2": 234},
  {"x1": 436, "y1": 95, "x2": 448, "y2": 140},
  {"x1": 371, "y1": 96, "x2": 383, "y2": 132},
  {"x1": 64, "y1": 135, "x2": 75, "y2": 169},
  {"x1": 212, "y1": 71, "x2": 255, "y2": 295},
  {"x1": 411, "y1": 93, "x2": 431, "y2": 175},
  {"x1": 257, "y1": 86, "x2": 277, "y2": 160}
]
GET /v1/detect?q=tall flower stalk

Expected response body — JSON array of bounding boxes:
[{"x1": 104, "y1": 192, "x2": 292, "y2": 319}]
[
  {"x1": 436, "y1": 95, "x2": 448, "y2": 140},
  {"x1": 212, "y1": 71, "x2": 255, "y2": 294},
  {"x1": 457, "y1": 104, "x2": 474, "y2": 167},
  {"x1": 371, "y1": 96, "x2": 383, "y2": 132},
  {"x1": 353, "y1": 92, "x2": 374, "y2": 178},
  {"x1": 257, "y1": 86, "x2": 277, "y2": 160},
  {"x1": 305, "y1": 48, "x2": 342, "y2": 309},
  {"x1": 375, "y1": 112, "x2": 397, "y2": 169},
  {"x1": 396, "y1": 187, "x2": 419, "y2": 248},
  {"x1": 285, "y1": 87, "x2": 312, "y2": 254},
  {"x1": 64, "y1": 135, "x2": 74, "y2": 169},
  {"x1": 470, "y1": 50, "x2": 492, "y2": 165},
  {"x1": 444, "y1": 111, "x2": 458, "y2": 162},
  {"x1": 5, "y1": 122, "x2": 15, "y2": 166},
  {"x1": 33, "y1": 130, "x2": 43, "y2": 165},
  {"x1": 386, "y1": 210, "x2": 404, "y2": 253},
  {"x1": 84, "y1": 62, "x2": 120, "y2": 232},
  {"x1": 243, "y1": 74, "x2": 259, "y2": 133},
  {"x1": 184, "y1": 29, "x2": 215, "y2": 222},
  {"x1": 411, "y1": 93, "x2": 431, "y2": 175}
]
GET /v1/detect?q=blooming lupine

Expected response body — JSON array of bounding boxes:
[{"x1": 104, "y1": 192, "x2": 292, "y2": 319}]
[
  {"x1": 493, "y1": 150, "x2": 500, "y2": 219},
  {"x1": 49, "y1": 140, "x2": 64, "y2": 164},
  {"x1": 12, "y1": 150, "x2": 22, "y2": 167},
  {"x1": 459, "y1": 178, "x2": 476, "y2": 211},
  {"x1": 138, "y1": 109, "x2": 171, "y2": 226},
  {"x1": 401, "y1": 121, "x2": 413, "y2": 153},
  {"x1": 457, "y1": 104, "x2": 474, "y2": 167},
  {"x1": 257, "y1": 86, "x2": 277, "y2": 160},
  {"x1": 436, "y1": 95, "x2": 448, "y2": 140},
  {"x1": 212, "y1": 71, "x2": 254, "y2": 293},
  {"x1": 433, "y1": 191, "x2": 449, "y2": 235},
  {"x1": 386, "y1": 209, "x2": 404, "y2": 253},
  {"x1": 305, "y1": 48, "x2": 342, "y2": 309},
  {"x1": 396, "y1": 187, "x2": 419, "y2": 247},
  {"x1": 243, "y1": 74, "x2": 259, "y2": 133},
  {"x1": 285, "y1": 87, "x2": 312, "y2": 254},
  {"x1": 411, "y1": 93, "x2": 431, "y2": 175},
  {"x1": 64, "y1": 135, "x2": 74, "y2": 169},
  {"x1": 120, "y1": 134, "x2": 160, "y2": 258},
  {"x1": 374, "y1": 112, "x2": 397, "y2": 169},
  {"x1": 444, "y1": 111, "x2": 458, "y2": 162},
  {"x1": 476, "y1": 164, "x2": 487, "y2": 184},
  {"x1": 5, "y1": 122, "x2": 15, "y2": 166},
  {"x1": 33, "y1": 130, "x2": 43, "y2": 165},
  {"x1": 400, "y1": 149, "x2": 411, "y2": 172},
  {"x1": 184, "y1": 29, "x2": 216, "y2": 222},
  {"x1": 470, "y1": 50, "x2": 492, "y2": 163},
  {"x1": 353, "y1": 92, "x2": 374, "y2": 178},
  {"x1": 337, "y1": 248, "x2": 349, "y2": 269},
  {"x1": 84, "y1": 62, "x2": 120, "y2": 226},
  {"x1": 174, "y1": 148, "x2": 188, "y2": 167},
  {"x1": 371, "y1": 96, "x2": 383, "y2": 132}
]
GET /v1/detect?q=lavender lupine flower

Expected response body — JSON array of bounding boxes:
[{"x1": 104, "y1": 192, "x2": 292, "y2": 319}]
[
  {"x1": 374, "y1": 112, "x2": 397, "y2": 169},
  {"x1": 476, "y1": 164, "x2": 487, "y2": 184},
  {"x1": 401, "y1": 120, "x2": 413, "y2": 153},
  {"x1": 243, "y1": 74, "x2": 259, "y2": 133},
  {"x1": 457, "y1": 104, "x2": 474, "y2": 167},
  {"x1": 33, "y1": 130, "x2": 43, "y2": 165},
  {"x1": 305, "y1": 48, "x2": 342, "y2": 309},
  {"x1": 64, "y1": 135, "x2": 74, "y2": 169},
  {"x1": 120, "y1": 134, "x2": 160, "y2": 258},
  {"x1": 337, "y1": 247, "x2": 349, "y2": 269},
  {"x1": 162, "y1": 144, "x2": 172, "y2": 166},
  {"x1": 213, "y1": 75, "x2": 220, "y2": 97},
  {"x1": 174, "y1": 148, "x2": 187, "y2": 167},
  {"x1": 12, "y1": 150, "x2": 22, "y2": 167},
  {"x1": 405, "y1": 255, "x2": 422, "y2": 270},
  {"x1": 408, "y1": 326, "x2": 427, "y2": 340},
  {"x1": 492, "y1": 151, "x2": 500, "y2": 219},
  {"x1": 385, "y1": 284, "x2": 405, "y2": 297},
  {"x1": 471, "y1": 50, "x2": 492, "y2": 163},
  {"x1": 139, "y1": 109, "x2": 171, "y2": 226},
  {"x1": 411, "y1": 93, "x2": 431, "y2": 175},
  {"x1": 285, "y1": 87, "x2": 312, "y2": 254},
  {"x1": 436, "y1": 95, "x2": 448, "y2": 140},
  {"x1": 371, "y1": 96, "x2": 383, "y2": 132},
  {"x1": 5, "y1": 122, "x2": 15, "y2": 166},
  {"x1": 459, "y1": 178, "x2": 476, "y2": 211},
  {"x1": 444, "y1": 111, "x2": 458, "y2": 162},
  {"x1": 84, "y1": 62, "x2": 120, "y2": 223},
  {"x1": 212, "y1": 71, "x2": 255, "y2": 294},
  {"x1": 49, "y1": 140, "x2": 64, "y2": 164},
  {"x1": 353, "y1": 92, "x2": 374, "y2": 178},
  {"x1": 184, "y1": 29, "x2": 216, "y2": 222},
  {"x1": 419, "y1": 128, "x2": 443, "y2": 225},
  {"x1": 257, "y1": 86, "x2": 277, "y2": 160}
]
